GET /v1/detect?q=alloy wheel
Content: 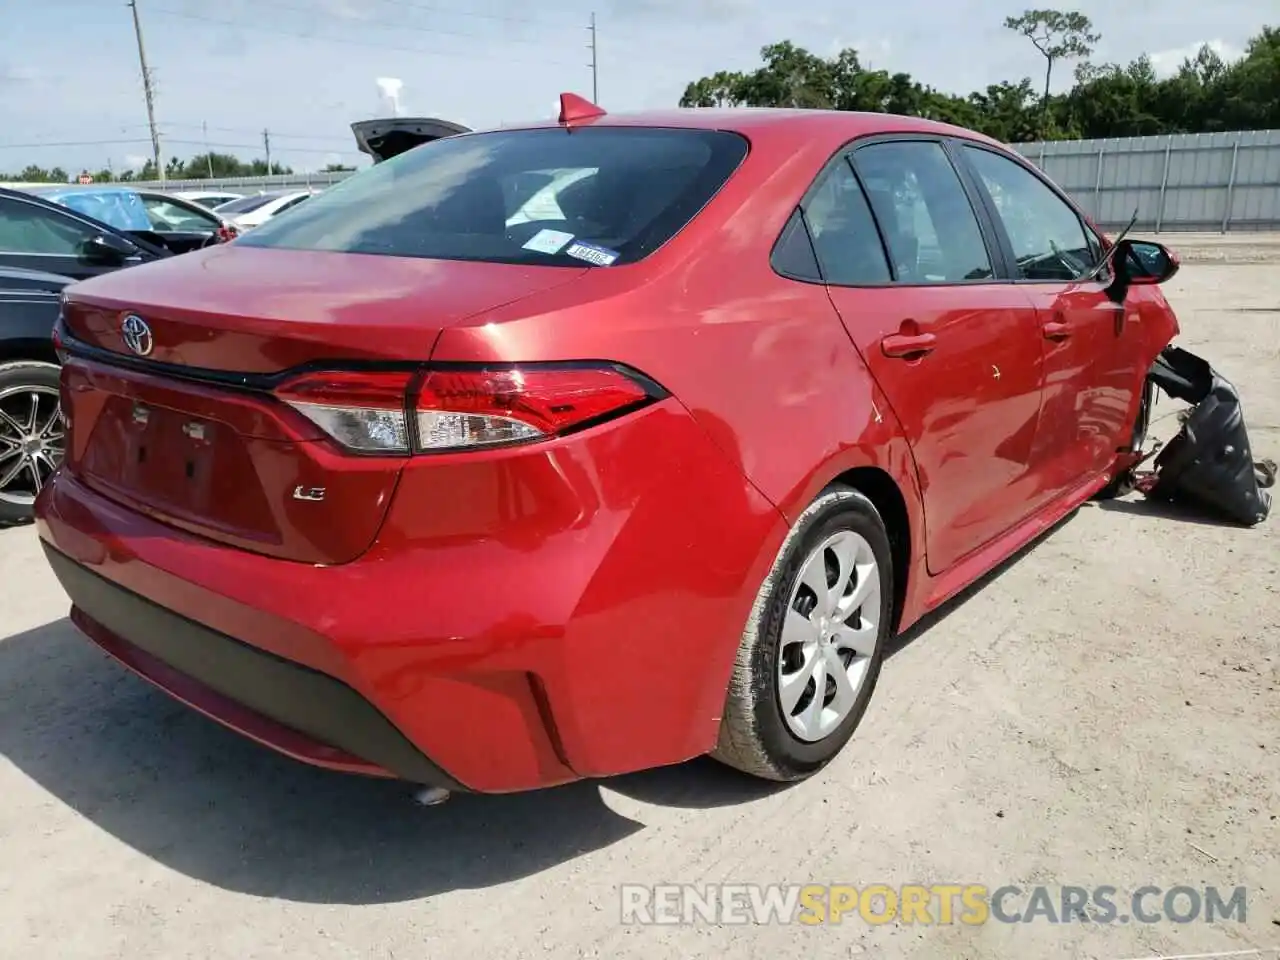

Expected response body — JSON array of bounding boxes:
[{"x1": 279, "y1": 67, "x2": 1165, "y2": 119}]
[
  {"x1": 777, "y1": 529, "x2": 882, "y2": 742},
  {"x1": 0, "y1": 385, "x2": 64, "y2": 506}
]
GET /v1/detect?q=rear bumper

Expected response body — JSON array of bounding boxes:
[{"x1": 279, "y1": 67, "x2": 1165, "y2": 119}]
[
  {"x1": 43, "y1": 542, "x2": 459, "y2": 787},
  {"x1": 35, "y1": 402, "x2": 785, "y2": 792}
]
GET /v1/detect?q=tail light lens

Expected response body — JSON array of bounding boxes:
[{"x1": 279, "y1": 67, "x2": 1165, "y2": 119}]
[
  {"x1": 274, "y1": 364, "x2": 657, "y2": 456},
  {"x1": 275, "y1": 370, "x2": 415, "y2": 453}
]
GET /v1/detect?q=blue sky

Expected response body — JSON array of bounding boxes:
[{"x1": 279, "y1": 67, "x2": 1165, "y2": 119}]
[{"x1": 1, "y1": 0, "x2": 1270, "y2": 175}]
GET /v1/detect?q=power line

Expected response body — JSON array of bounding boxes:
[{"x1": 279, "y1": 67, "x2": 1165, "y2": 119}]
[
  {"x1": 370, "y1": 0, "x2": 581, "y2": 27},
  {"x1": 161, "y1": 122, "x2": 353, "y2": 144},
  {"x1": 0, "y1": 139, "x2": 154, "y2": 150},
  {"x1": 239, "y1": 0, "x2": 583, "y2": 52},
  {"x1": 164, "y1": 138, "x2": 363, "y2": 156},
  {"x1": 146, "y1": 6, "x2": 583, "y2": 68}
]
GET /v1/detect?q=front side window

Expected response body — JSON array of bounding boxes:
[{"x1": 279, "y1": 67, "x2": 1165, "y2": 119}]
[
  {"x1": 236, "y1": 127, "x2": 749, "y2": 267},
  {"x1": 142, "y1": 197, "x2": 219, "y2": 231},
  {"x1": 852, "y1": 141, "x2": 994, "y2": 284},
  {"x1": 0, "y1": 198, "x2": 96, "y2": 255},
  {"x1": 963, "y1": 145, "x2": 1099, "y2": 281}
]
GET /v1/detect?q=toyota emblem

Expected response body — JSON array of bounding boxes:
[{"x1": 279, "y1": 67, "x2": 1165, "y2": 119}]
[{"x1": 120, "y1": 314, "x2": 154, "y2": 357}]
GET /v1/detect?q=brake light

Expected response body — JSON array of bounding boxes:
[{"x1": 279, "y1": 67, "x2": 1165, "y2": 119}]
[{"x1": 274, "y1": 364, "x2": 656, "y2": 455}]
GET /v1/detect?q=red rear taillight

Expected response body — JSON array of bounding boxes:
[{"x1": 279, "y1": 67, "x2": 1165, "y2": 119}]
[{"x1": 274, "y1": 364, "x2": 657, "y2": 456}]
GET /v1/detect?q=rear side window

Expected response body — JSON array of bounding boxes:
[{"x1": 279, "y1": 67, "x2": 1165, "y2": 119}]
[
  {"x1": 237, "y1": 127, "x2": 749, "y2": 267},
  {"x1": 801, "y1": 159, "x2": 891, "y2": 285},
  {"x1": 852, "y1": 141, "x2": 994, "y2": 283},
  {"x1": 962, "y1": 145, "x2": 1099, "y2": 281}
]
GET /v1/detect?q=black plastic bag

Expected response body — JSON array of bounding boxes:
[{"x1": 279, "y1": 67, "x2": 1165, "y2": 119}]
[{"x1": 1143, "y1": 345, "x2": 1273, "y2": 526}]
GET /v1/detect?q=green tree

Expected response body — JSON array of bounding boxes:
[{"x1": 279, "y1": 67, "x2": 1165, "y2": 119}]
[
  {"x1": 1003, "y1": 9, "x2": 1100, "y2": 136},
  {"x1": 680, "y1": 70, "x2": 749, "y2": 107}
]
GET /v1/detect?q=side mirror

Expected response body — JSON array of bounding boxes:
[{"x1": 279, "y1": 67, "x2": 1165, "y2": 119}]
[
  {"x1": 1118, "y1": 239, "x2": 1179, "y2": 285},
  {"x1": 84, "y1": 232, "x2": 138, "y2": 263}
]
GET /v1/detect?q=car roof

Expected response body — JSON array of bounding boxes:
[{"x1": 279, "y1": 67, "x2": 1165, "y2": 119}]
[
  {"x1": 486, "y1": 107, "x2": 1008, "y2": 152},
  {"x1": 27, "y1": 183, "x2": 141, "y2": 200}
]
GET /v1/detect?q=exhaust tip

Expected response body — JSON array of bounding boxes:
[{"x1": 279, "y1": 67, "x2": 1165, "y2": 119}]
[{"x1": 412, "y1": 786, "x2": 451, "y2": 807}]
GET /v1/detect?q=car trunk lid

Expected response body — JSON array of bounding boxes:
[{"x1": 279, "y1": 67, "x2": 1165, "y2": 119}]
[
  {"x1": 60, "y1": 244, "x2": 586, "y2": 372},
  {"x1": 58, "y1": 245, "x2": 587, "y2": 564},
  {"x1": 350, "y1": 117, "x2": 471, "y2": 163}
]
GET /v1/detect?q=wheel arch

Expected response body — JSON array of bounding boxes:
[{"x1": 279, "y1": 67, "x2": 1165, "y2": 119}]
[
  {"x1": 0, "y1": 340, "x2": 59, "y2": 367},
  {"x1": 830, "y1": 465, "x2": 912, "y2": 635}
]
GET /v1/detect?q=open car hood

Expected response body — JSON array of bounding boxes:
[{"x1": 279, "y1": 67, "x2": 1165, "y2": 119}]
[{"x1": 350, "y1": 117, "x2": 472, "y2": 162}]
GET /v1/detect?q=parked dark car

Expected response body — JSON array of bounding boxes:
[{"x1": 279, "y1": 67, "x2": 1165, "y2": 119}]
[
  {"x1": 25, "y1": 185, "x2": 234, "y2": 255},
  {"x1": 0, "y1": 187, "x2": 169, "y2": 524},
  {"x1": 0, "y1": 186, "x2": 169, "y2": 281},
  {"x1": 0, "y1": 265, "x2": 71, "y2": 524}
]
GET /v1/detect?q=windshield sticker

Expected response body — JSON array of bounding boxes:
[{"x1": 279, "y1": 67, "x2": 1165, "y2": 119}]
[
  {"x1": 564, "y1": 241, "x2": 619, "y2": 267},
  {"x1": 522, "y1": 228, "x2": 575, "y2": 254}
]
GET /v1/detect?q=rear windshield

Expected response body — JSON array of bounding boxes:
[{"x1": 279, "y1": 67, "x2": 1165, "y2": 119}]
[
  {"x1": 216, "y1": 193, "x2": 282, "y2": 214},
  {"x1": 236, "y1": 127, "x2": 749, "y2": 267}
]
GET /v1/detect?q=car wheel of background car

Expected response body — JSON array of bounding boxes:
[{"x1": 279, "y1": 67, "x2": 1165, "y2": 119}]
[
  {"x1": 0, "y1": 361, "x2": 64, "y2": 527},
  {"x1": 712, "y1": 484, "x2": 893, "y2": 782},
  {"x1": 1095, "y1": 376, "x2": 1156, "y2": 501}
]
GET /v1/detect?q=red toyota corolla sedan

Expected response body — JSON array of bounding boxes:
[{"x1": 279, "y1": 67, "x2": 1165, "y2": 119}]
[{"x1": 35, "y1": 96, "x2": 1180, "y2": 795}]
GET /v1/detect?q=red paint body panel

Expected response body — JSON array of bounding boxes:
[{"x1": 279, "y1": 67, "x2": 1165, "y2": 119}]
[
  {"x1": 825, "y1": 284, "x2": 1047, "y2": 574},
  {"x1": 60, "y1": 246, "x2": 590, "y2": 371},
  {"x1": 35, "y1": 108, "x2": 1181, "y2": 792},
  {"x1": 60, "y1": 356, "x2": 402, "y2": 564}
]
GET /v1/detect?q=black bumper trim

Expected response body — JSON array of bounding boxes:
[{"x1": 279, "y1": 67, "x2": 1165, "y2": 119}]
[{"x1": 42, "y1": 542, "x2": 463, "y2": 789}]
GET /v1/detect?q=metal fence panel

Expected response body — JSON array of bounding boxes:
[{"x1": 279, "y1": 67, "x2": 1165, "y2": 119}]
[{"x1": 1013, "y1": 128, "x2": 1280, "y2": 232}]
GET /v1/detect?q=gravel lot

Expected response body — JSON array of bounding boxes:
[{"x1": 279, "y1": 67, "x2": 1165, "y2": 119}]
[{"x1": 1, "y1": 234, "x2": 1277, "y2": 960}]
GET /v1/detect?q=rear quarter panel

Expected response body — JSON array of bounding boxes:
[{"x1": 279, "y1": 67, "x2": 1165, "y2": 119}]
[{"x1": 432, "y1": 120, "x2": 929, "y2": 625}]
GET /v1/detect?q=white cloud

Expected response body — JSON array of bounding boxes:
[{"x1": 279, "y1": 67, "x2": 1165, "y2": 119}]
[
  {"x1": 123, "y1": 154, "x2": 149, "y2": 170},
  {"x1": 1148, "y1": 39, "x2": 1243, "y2": 77},
  {"x1": 0, "y1": 63, "x2": 39, "y2": 84}
]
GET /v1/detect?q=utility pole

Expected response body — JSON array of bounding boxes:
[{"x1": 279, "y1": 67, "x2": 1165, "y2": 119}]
[
  {"x1": 203, "y1": 121, "x2": 214, "y2": 177},
  {"x1": 263, "y1": 128, "x2": 272, "y2": 176},
  {"x1": 127, "y1": 0, "x2": 164, "y2": 184},
  {"x1": 587, "y1": 12, "x2": 598, "y2": 103}
]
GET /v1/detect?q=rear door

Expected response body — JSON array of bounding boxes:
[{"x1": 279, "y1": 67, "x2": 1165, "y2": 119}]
[
  {"x1": 956, "y1": 143, "x2": 1135, "y2": 500},
  {"x1": 808, "y1": 138, "x2": 1047, "y2": 574},
  {"x1": 0, "y1": 194, "x2": 150, "y2": 280}
]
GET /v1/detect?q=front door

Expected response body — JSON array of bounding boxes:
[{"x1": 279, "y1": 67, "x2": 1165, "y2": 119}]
[
  {"x1": 957, "y1": 143, "x2": 1140, "y2": 501},
  {"x1": 0, "y1": 195, "x2": 147, "y2": 281},
  {"x1": 803, "y1": 139, "x2": 1047, "y2": 574}
]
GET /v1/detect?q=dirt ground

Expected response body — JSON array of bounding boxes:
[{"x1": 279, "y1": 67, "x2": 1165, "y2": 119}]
[{"x1": 0, "y1": 234, "x2": 1276, "y2": 960}]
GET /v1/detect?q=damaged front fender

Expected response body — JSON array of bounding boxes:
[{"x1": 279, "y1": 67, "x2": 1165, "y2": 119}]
[{"x1": 1139, "y1": 345, "x2": 1274, "y2": 526}]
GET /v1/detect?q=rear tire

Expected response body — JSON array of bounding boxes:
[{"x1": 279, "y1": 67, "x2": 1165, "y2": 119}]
[
  {"x1": 0, "y1": 360, "x2": 63, "y2": 527},
  {"x1": 711, "y1": 485, "x2": 893, "y2": 782}
]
